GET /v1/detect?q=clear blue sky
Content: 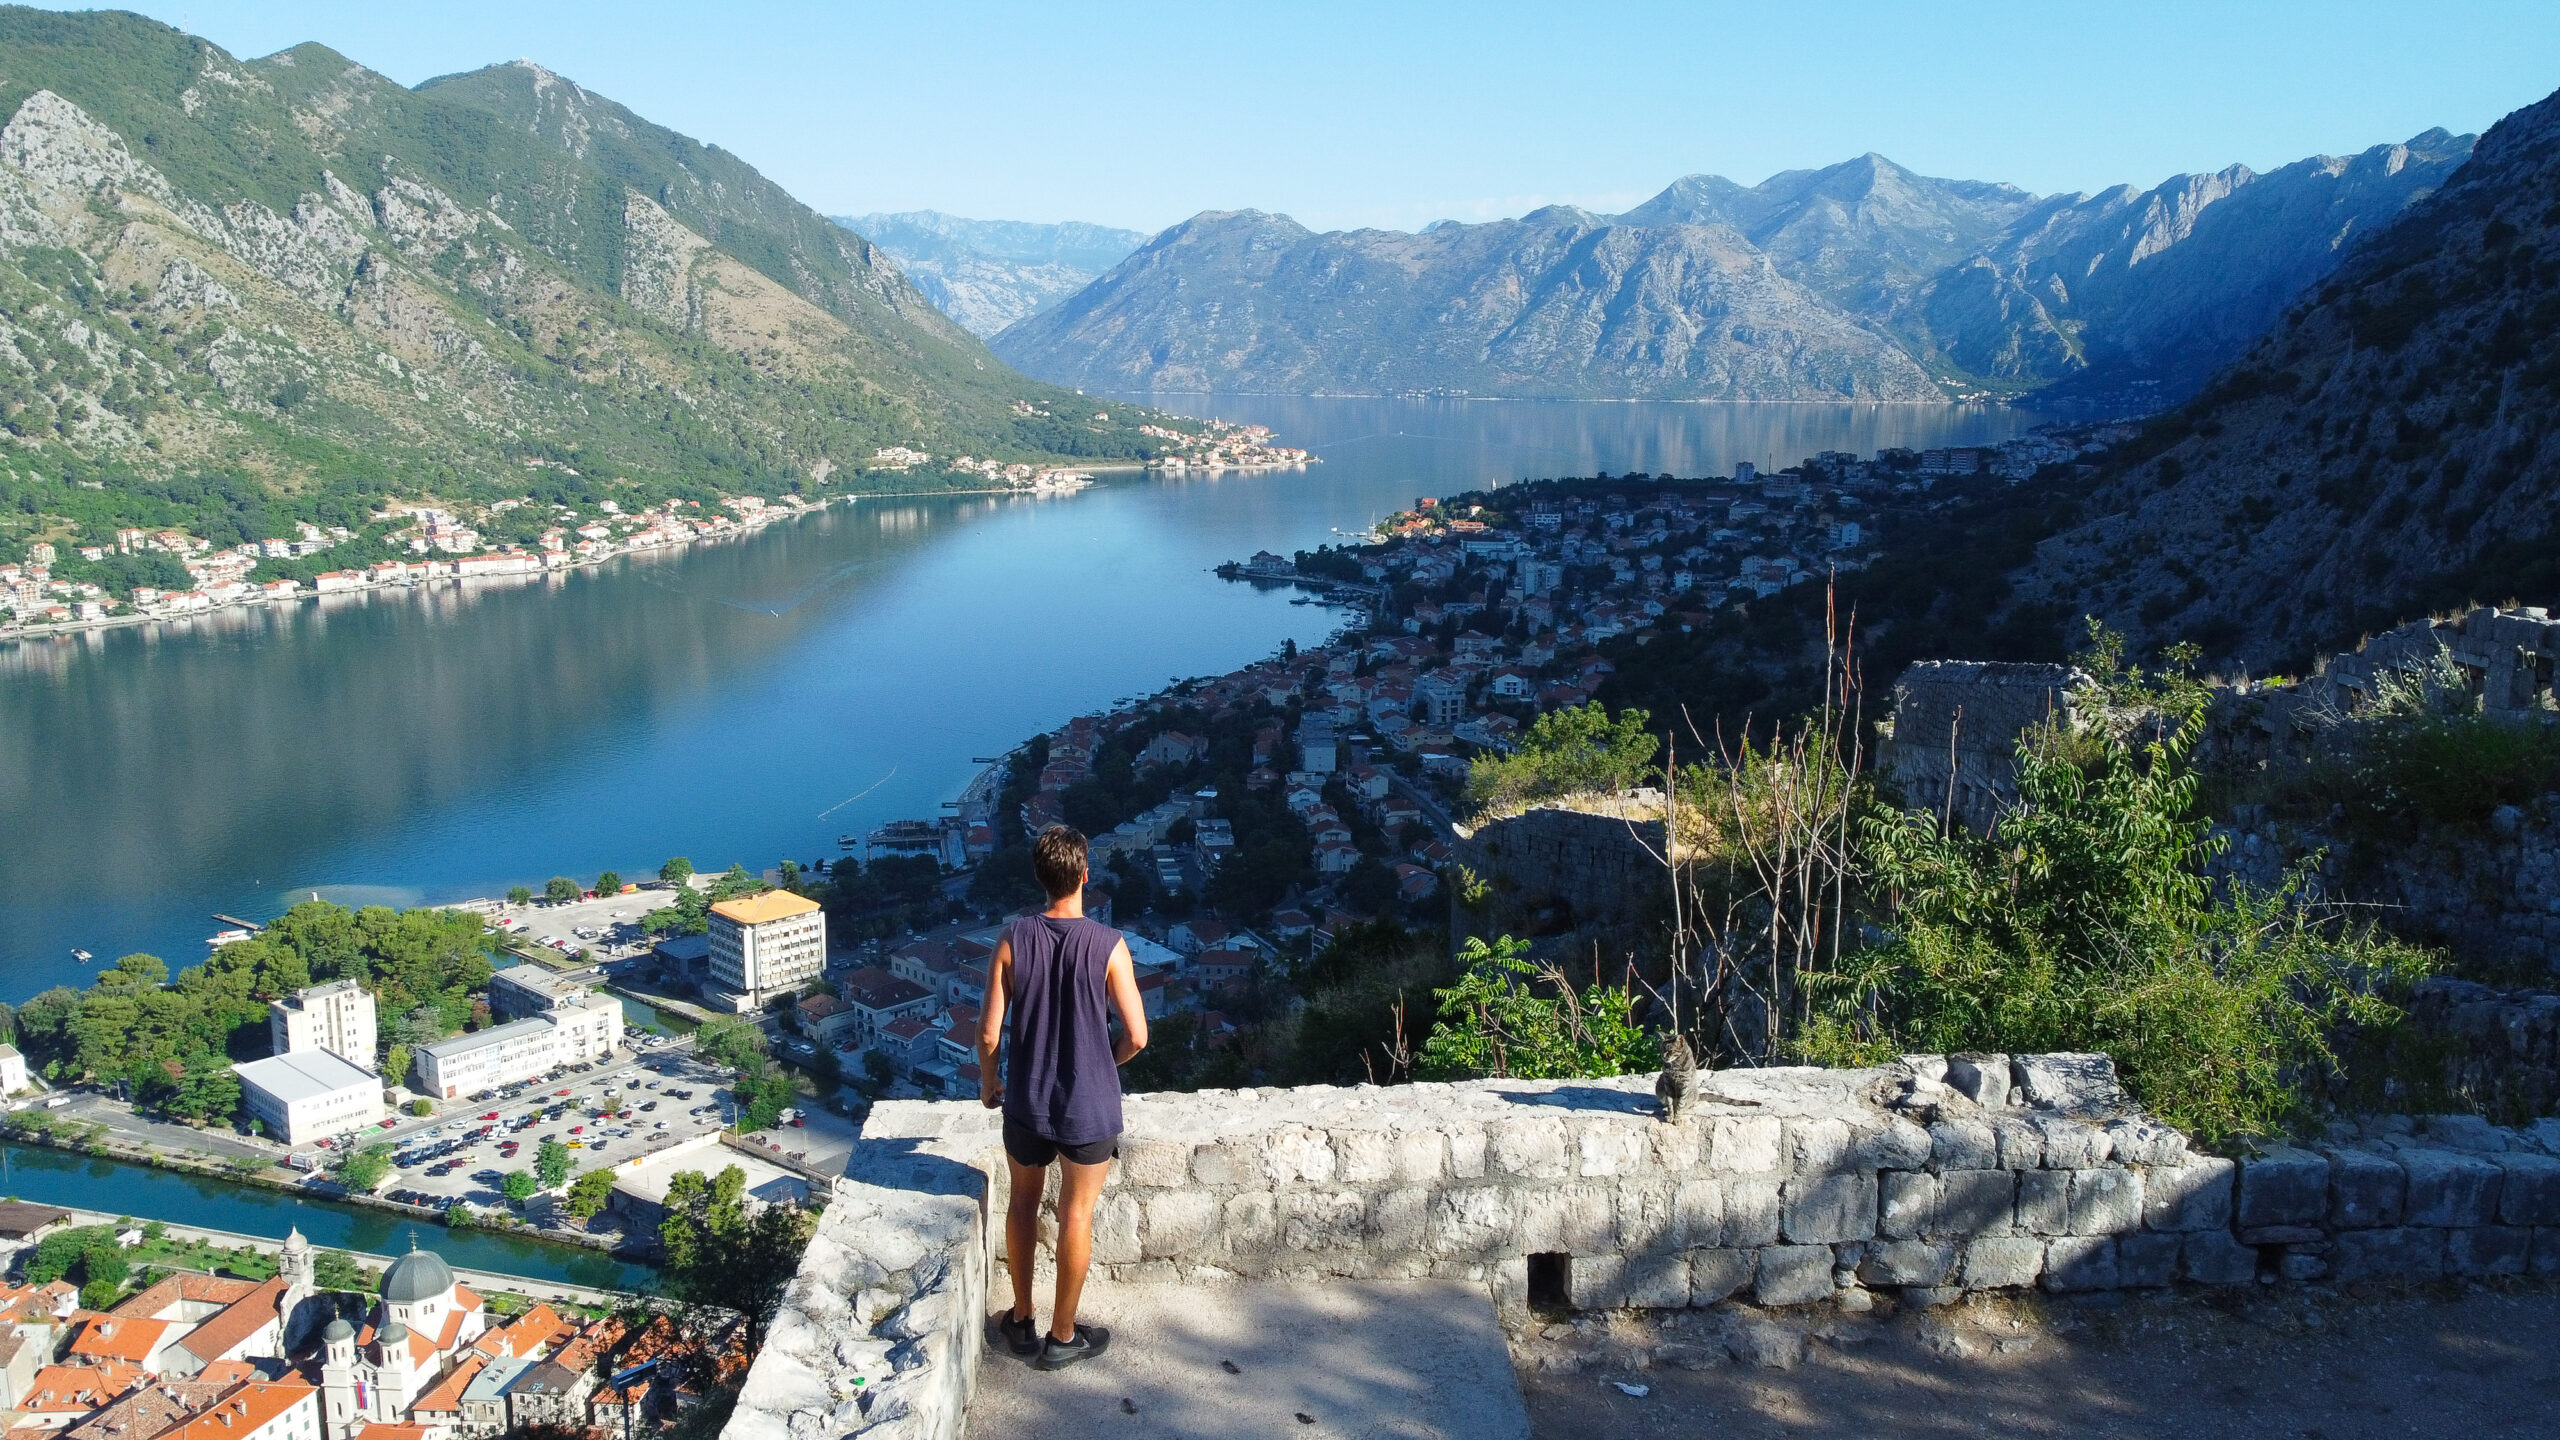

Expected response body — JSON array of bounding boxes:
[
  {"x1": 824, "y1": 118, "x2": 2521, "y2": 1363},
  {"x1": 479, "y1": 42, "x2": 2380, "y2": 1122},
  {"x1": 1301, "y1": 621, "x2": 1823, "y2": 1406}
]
[{"x1": 40, "y1": 1, "x2": 2560, "y2": 234}]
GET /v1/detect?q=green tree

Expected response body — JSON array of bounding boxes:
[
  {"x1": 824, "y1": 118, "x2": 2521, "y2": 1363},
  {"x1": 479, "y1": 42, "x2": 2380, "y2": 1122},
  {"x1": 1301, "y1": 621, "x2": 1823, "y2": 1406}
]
[
  {"x1": 545, "y1": 877, "x2": 579, "y2": 905},
  {"x1": 507, "y1": 886, "x2": 533, "y2": 907},
  {"x1": 79, "y1": 1278, "x2": 121, "y2": 1310},
  {"x1": 339, "y1": 1144, "x2": 392, "y2": 1192},
  {"x1": 596, "y1": 870, "x2": 623, "y2": 898},
  {"x1": 502, "y1": 1170, "x2": 538, "y2": 1204},
  {"x1": 1416, "y1": 936, "x2": 1659, "y2": 1081},
  {"x1": 444, "y1": 1203, "x2": 477, "y2": 1229},
  {"x1": 731, "y1": 1064, "x2": 797, "y2": 1132},
  {"x1": 659, "y1": 857, "x2": 695, "y2": 887},
  {"x1": 383, "y1": 1044, "x2": 412, "y2": 1089},
  {"x1": 695, "y1": 1015, "x2": 768, "y2": 1072},
  {"x1": 657, "y1": 1165, "x2": 817, "y2": 1350},
  {"x1": 1464, "y1": 702, "x2": 1659, "y2": 815},
  {"x1": 861, "y1": 1049, "x2": 895, "y2": 1091},
  {"x1": 564, "y1": 1168, "x2": 615, "y2": 1219},
  {"x1": 409, "y1": 1098, "x2": 433, "y2": 1117},
  {"x1": 535, "y1": 1138, "x2": 574, "y2": 1188}
]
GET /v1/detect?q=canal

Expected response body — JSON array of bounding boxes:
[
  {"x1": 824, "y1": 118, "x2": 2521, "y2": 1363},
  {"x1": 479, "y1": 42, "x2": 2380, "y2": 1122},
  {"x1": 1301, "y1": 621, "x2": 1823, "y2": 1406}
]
[{"x1": 0, "y1": 1145, "x2": 653, "y2": 1290}]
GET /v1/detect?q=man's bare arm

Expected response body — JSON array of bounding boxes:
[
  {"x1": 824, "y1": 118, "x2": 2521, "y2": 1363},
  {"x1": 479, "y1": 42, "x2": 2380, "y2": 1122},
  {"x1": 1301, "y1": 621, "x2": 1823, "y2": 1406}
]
[
  {"x1": 1105, "y1": 939, "x2": 1149, "y2": 1065},
  {"x1": 977, "y1": 935, "x2": 1012, "y2": 1108}
]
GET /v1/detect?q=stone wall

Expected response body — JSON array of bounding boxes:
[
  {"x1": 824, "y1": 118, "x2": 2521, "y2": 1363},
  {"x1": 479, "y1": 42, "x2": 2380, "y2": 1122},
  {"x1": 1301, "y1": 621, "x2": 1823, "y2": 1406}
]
[
  {"x1": 1877, "y1": 661, "x2": 2088, "y2": 832},
  {"x1": 1448, "y1": 790, "x2": 1670, "y2": 941},
  {"x1": 729, "y1": 1059, "x2": 2560, "y2": 1440}
]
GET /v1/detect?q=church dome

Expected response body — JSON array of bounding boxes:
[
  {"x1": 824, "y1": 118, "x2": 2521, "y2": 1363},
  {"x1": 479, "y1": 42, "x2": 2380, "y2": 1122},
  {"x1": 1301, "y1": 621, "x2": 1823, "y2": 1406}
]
[
  {"x1": 378, "y1": 1320, "x2": 410, "y2": 1347},
  {"x1": 381, "y1": 1244, "x2": 455, "y2": 1303},
  {"x1": 284, "y1": 1226, "x2": 309, "y2": 1254},
  {"x1": 323, "y1": 1316, "x2": 354, "y2": 1343}
]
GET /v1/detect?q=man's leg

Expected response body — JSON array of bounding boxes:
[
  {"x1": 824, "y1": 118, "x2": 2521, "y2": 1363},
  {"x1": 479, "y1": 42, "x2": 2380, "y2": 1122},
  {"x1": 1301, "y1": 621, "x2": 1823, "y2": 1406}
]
[
  {"x1": 1004, "y1": 1155, "x2": 1048, "y2": 1324},
  {"x1": 1048, "y1": 1153, "x2": 1112, "y2": 1341}
]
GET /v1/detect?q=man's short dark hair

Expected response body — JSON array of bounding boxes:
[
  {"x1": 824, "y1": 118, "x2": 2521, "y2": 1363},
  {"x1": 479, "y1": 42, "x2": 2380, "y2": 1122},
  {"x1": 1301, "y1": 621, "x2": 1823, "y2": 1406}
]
[{"x1": 1032, "y1": 825, "x2": 1089, "y2": 901}]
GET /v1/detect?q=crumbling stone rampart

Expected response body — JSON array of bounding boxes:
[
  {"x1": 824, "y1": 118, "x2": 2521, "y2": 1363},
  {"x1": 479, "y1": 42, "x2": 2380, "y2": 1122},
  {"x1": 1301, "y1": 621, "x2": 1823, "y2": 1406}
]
[
  {"x1": 727, "y1": 1058, "x2": 2560, "y2": 1440},
  {"x1": 1877, "y1": 661, "x2": 2088, "y2": 832},
  {"x1": 1449, "y1": 790, "x2": 1670, "y2": 938}
]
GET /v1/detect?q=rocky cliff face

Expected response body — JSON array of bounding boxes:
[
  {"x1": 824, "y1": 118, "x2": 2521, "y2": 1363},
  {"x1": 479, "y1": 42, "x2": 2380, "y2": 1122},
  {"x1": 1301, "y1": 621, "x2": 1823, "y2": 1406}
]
[
  {"x1": 0, "y1": 9, "x2": 1171, "y2": 510},
  {"x1": 996, "y1": 142, "x2": 2468, "y2": 404},
  {"x1": 837, "y1": 211, "x2": 1148, "y2": 338},
  {"x1": 992, "y1": 207, "x2": 1943, "y2": 400},
  {"x1": 2007, "y1": 87, "x2": 2560, "y2": 670}
]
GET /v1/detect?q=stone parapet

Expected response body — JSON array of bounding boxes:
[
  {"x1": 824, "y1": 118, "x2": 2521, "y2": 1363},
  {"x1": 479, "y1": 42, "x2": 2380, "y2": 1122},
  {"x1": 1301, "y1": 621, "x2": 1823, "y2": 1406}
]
[{"x1": 727, "y1": 1059, "x2": 2560, "y2": 1439}]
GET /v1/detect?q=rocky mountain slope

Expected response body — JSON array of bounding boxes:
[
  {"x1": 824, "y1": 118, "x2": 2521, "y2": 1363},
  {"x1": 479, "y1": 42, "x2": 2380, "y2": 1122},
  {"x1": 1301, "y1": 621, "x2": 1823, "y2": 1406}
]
[
  {"x1": 0, "y1": 8, "x2": 1179, "y2": 542},
  {"x1": 2008, "y1": 86, "x2": 2560, "y2": 670},
  {"x1": 837, "y1": 210, "x2": 1146, "y2": 337},
  {"x1": 996, "y1": 143, "x2": 2468, "y2": 404},
  {"x1": 992, "y1": 207, "x2": 1944, "y2": 401}
]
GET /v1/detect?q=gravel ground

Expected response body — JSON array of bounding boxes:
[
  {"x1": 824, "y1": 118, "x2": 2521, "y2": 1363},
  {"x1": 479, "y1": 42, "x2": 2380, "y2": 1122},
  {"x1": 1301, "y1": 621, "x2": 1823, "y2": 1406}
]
[{"x1": 1517, "y1": 1281, "x2": 2560, "y2": 1440}]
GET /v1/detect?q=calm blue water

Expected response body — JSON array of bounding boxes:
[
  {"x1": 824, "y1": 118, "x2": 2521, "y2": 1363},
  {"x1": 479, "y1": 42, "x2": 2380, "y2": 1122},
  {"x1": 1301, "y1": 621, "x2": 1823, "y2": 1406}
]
[
  {"x1": 0, "y1": 398, "x2": 2046, "y2": 994},
  {"x1": 0, "y1": 1145, "x2": 649, "y2": 1289}
]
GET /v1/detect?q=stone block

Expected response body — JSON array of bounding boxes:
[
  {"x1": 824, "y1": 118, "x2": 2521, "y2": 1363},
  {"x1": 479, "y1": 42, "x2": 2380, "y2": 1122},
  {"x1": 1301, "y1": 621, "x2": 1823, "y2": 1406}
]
[
  {"x1": 1711, "y1": 1115, "x2": 1781, "y2": 1173},
  {"x1": 2324, "y1": 1148, "x2": 2406, "y2": 1229},
  {"x1": 1672, "y1": 1177, "x2": 1725, "y2": 1249},
  {"x1": 1992, "y1": 1116, "x2": 2046, "y2": 1170},
  {"x1": 1093, "y1": 1193, "x2": 1142, "y2": 1266},
  {"x1": 2401, "y1": 1148, "x2": 2504, "y2": 1228},
  {"x1": 2237, "y1": 1146, "x2": 2330, "y2": 1228},
  {"x1": 2116, "y1": 1230, "x2": 2180, "y2": 1287},
  {"x1": 1193, "y1": 1140, "x2": 1259, "y2": 1188},
  {"x1": 2329, "y1": 1226, "x2": 2445, "y2": 1282},
  {"x1": 2103, "y1": 1118, "x2": 2189, "y2": 1168},
  {"x1": 2041, "y1": 1235, "x2": 2119, "y2": 1291},
  {"x1": 2015, "y1": 1170, "x2": 2071, "y2": 1235},
  {"x1": 1781, "y1": 1171, "x2": 1878, "y2": 1245},
  {"x1": 1518, "y1": 1182, "x2": 1615, "y2": 1254},
  {"x1": 1365, "y1": 1187, "x2": 1431, "y2": 1253},
  {"x1": 1853, "y1": 1117, "x2": 1933, "y2": 1170},
  {"x1": 1615, "y1": 1181, "x2": 1677, "y2": 1256},
  {"x1": 1858, "y1": 1239, "x2": 1957, "y2": 1287},
  {"x1": 1687, "y1": 1247, "x2": 1755, "y2": 1306},
  {"x1": 1880, "y1": 1170, "x2": 1938, "y2": 1240},
  {"x1": 1431, "y1": 1186, "x2": 1512, "y2": 1256},
  {"x1": 1391, "y1": 1128, "x2": 1448, "y2": 1185},
  {"x1": 1619, "y1": 1249, "x2": 1693, "y2": 1309},
  {"x1": 1959, "y1": 1236, "x2": 2044, "y2": 1290},
  {"x1": 2068, "y1": 1168, "x2": 2144, "y2": 1236},
  {"x1": 1722, "y1": 1179, "x2": 1781, "y2": 1248},
  {"x1": 1278, "y1": 1189, "x2": 1363, "y2": 1251},
  {"x1": 1945, "y1": 1052, "x2": 2011, "y2": 1107},
  {"x1": 1568, "y1": 1253, "x2": 1627, "y2": 1310},
  {"x1": 1754, "y1": 1245, "x2": 1835, "y2": 1307},
  {"x1": 1121, "y1": 1138, "x2": 1191, "y2": 1188},
  {"x1": 2447, "y1": 1225, "x2": 2531, "y2": 1276},
  {"x1": 1934, "y1": 1169, "x2": 2017, "y2": 1236},
  {"x1": 2532, "y1": 1228, "x2": 2560, "y2": 1278},
  {"x1": 1646, "y1": 1117, "x2": 1703, "y2": 1173},
  {"x1": 1222, "y1": 1190, "x2": 1279, "y2": 1257},
  {"x1": 1490, "y1": 1116, "x2": 1570, "y2": 1179},
  {"x1": 1264, "y1": 1125, "x2": 1338, "y2": 1184},
  {"x1": 1785, "y1": 1116, "x2": 1852, "y2": 1175},
  {"x1": 2236, "y1": 1225, "x2": 2324, "y2": 1246},
  {"x1": 2142, "y1": 1156, "x2": 2235, "y2": 1233},
  {"x1": 1332, "y1": 1128, "x2": 1398, "y2": 1184},
  {"x1": 1928, "y1": 1117, "x2": 1998, "y2": 1171},
  {"x1": 1446, "y1": 1124, "x2": 1488, "y2": 1179},
  {"x1": 2011, "y1": 1053, "x2": 2124, "y2": 1115},
  {"x1": 1140, "y1": 1189, "x2": 1220, "y2": 1259},
  {"x1": 2037, "y1": 1116, "x2": 2112, "y2": 1171},
  {"x1": 1579, "y1": 1119, "x2": 1650, "y2": 1178},
  {"x1": 2491, "y1": 1152, "x2": 2560, "y2": 1226},
  {"x1": 2179, "y1": 1231, "x2": 2258, "y2": 1286}
]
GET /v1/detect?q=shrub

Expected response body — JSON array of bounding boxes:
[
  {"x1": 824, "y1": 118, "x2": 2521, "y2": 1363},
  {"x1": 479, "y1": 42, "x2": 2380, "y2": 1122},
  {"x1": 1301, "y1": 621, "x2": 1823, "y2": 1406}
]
[
  {"x1": 1416, "y1": 936, "x2": 1658, "y2": 1081},
  {"x1": 1465, "y1": 703, "x2": 1658, "y2": 817}
]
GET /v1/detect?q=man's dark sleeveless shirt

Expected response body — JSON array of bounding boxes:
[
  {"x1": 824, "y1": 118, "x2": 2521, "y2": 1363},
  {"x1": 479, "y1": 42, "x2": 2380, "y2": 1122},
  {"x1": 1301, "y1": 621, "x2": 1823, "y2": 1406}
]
[{"x1": 1001, "y1": 914, "x2": 1125, "y2": 1144}]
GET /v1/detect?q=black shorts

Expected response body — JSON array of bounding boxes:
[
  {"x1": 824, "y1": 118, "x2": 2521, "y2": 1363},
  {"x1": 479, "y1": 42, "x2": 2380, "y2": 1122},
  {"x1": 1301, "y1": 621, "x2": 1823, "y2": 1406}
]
[{"x1": 1003, "y1": 1117, "x2": 1120, "y2": 1168}]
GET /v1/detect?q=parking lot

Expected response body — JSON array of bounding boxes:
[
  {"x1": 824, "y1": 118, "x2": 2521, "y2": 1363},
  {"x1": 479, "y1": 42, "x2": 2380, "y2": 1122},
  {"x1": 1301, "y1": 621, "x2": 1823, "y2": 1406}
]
[
  {"x1": 490, "y1": 889, "x2": 674, "y2": 962},
  {"x1": 320, "y1": 1044, "x2": 773, "y2": 1211}
]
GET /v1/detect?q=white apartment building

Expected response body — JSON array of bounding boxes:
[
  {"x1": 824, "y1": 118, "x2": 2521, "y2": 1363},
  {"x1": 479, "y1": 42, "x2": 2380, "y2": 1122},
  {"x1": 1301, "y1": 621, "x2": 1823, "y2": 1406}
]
[
  {"x1": 707, "y1": 891, "x2": 826, "y2": 1010},
  {"x1": 0, "y1": 1045, "x2": 26, "y2": 1095},
  {"x1": 269, "y1": 980, "x2": 378, "y2": 1067},
  {"x1": 236, "y1": 1050, "x2": 383, "y2": 1144},
  {"x1": 411, "y1": 985, "x2": 620, "y2": 1100}
]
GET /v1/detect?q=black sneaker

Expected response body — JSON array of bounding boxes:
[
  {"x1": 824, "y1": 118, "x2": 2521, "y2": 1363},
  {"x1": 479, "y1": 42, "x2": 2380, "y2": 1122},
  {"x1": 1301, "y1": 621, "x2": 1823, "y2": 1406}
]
[
  {"x1": 1036, "y1": 1323, "x2": 1111, "y2": 1371},
  {"x1": 997, "y1": 1311, "x2": 1041, "y2": 1358}
]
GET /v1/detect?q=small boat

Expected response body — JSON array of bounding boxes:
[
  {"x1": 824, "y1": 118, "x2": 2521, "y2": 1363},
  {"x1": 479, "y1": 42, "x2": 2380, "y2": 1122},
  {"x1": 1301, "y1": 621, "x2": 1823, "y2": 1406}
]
[
  {"x1": 70, "y1": 949, "x2": 91, "y2": 963},
  {"x1": 837, "y1": 835, "x2": 857, "y2": 848}
]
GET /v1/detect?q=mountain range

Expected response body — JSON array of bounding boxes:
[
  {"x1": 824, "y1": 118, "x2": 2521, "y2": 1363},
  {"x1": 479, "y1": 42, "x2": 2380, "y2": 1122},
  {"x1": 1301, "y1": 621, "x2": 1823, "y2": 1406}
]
[
  {"x1": 0, "y1": 7, "x2": 1177, "y2": 544},
  {"x1": 990, "y1": 139, "x2": 2473, "y2": 405},
  {"x1": 834, "y1": 211, "x2": 1147, "y2": 338},
  {"x1": 2009, "y1": 84, "x2": 2560, "y2": 670}
]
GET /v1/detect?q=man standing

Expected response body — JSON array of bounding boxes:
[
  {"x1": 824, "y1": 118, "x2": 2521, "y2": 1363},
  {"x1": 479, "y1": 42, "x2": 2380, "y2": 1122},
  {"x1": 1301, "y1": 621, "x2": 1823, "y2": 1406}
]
[{"x1": 978, "y1": 824, "x2": 1149, "y2": 1370}]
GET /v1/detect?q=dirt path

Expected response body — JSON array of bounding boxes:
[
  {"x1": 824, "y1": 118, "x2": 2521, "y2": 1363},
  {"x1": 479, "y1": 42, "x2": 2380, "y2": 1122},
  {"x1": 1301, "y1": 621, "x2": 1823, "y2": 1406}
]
[{"x1": 1520, "y1": 1281, "x2": 2560, "y2": 1440}]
